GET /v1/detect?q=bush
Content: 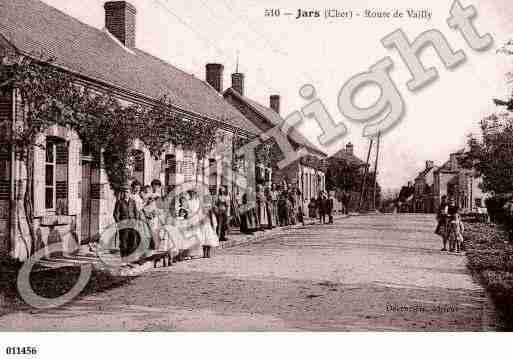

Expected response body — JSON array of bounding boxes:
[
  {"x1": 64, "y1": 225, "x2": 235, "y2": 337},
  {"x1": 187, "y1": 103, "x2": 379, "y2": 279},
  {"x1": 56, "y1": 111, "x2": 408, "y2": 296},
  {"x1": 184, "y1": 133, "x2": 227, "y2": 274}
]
[
  {"x1": 465, "y1": 223, "x2": 513, "y2": 329},
  {"x1": 485, "y1": 195, "x2": 510, "y2": 225}
]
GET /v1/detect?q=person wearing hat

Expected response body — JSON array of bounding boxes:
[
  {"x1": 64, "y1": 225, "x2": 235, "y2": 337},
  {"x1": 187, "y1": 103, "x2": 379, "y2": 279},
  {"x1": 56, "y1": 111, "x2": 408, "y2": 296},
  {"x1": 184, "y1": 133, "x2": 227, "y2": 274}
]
[{"x1": 114, "y1": 183, "x2": 139, "y2": 259}]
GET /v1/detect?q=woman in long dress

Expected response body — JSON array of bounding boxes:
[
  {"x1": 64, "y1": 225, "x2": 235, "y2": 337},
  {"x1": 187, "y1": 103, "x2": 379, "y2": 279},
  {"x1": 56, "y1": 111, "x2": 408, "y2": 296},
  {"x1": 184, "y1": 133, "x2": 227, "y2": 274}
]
[
  {"x1": 200, "y1": 194, "x2": 219, "y2": 258},
  {"x1": 238, "y1": 192, "x2": 256, "y2": 234},
  {"x1": 256, "y1": 184, "x2": 268, "y2": 230},
  {"x1": 264, "y1": 186, "x2": 275, "y2": 229},
  {"x1": 278, "y1": 188, "x2": 290, "y2": 227},
  {"x1": 271, "y1": 183, "x2": 279, "y2": 226},
  {"x1": 176, "y1": 191, "x2": 203, "y2": 259},
  {"x1": 129, "y1": 180, "x2": 152, "y2": 257}
]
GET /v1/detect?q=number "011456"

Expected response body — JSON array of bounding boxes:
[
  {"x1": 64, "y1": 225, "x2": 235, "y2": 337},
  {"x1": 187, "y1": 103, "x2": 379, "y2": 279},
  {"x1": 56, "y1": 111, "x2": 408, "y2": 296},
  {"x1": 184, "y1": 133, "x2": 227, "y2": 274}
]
[{"x1": 5, "y1": 346, "x2": 38, "y2": 355}]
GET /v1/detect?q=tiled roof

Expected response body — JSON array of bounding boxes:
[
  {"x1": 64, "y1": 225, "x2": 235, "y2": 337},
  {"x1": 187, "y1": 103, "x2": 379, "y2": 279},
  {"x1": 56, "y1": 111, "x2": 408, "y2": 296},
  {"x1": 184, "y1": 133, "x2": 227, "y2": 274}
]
[
  {"x1": 416, "y1": 166, "x2": 436, "y2": 179},
  {"x1": 224, "y1": 88, "x2": 326, "y2": 157},
  {"x1": 0, "y1": 0, "x2": 261, "y2": 136}
]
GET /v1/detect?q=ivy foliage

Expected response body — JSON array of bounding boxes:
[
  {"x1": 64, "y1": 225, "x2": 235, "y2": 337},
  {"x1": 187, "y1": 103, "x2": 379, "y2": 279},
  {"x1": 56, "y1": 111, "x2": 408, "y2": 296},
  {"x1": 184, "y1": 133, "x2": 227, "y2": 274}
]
[{"x1": 0, "y1": 55, "x2": 219, "y2": 191}]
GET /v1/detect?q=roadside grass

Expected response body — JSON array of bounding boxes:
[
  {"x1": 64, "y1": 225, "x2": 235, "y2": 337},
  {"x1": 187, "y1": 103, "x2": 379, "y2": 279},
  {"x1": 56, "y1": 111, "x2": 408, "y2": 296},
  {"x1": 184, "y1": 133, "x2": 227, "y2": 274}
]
[
  {"x1": 0, "y1": 265, "x2": 131, "y2": 317},
  {"x1": 464, "y1": 222, "x2": 513, "y2": 330}
]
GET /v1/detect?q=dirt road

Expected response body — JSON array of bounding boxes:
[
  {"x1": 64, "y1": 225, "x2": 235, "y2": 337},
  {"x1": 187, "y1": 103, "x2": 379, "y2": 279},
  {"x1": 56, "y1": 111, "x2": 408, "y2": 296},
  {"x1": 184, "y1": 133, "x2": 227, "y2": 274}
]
[{"x1": 0, "y1": 214, "x2": 497, "y2": 331}]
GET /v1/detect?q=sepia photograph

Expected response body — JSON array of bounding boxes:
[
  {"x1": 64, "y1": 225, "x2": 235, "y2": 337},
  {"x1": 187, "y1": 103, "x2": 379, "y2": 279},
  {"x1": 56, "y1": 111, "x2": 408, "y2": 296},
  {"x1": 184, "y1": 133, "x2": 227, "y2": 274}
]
[{"x1": 0, "y1": 0, "x2": 511, "y2": 356}]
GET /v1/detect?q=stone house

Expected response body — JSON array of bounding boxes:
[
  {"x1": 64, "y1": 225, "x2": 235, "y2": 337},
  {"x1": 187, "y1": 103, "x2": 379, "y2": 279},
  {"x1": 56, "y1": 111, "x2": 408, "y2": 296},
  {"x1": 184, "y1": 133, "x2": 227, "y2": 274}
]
[
  {"x1": 326, "y1": 143, "x2": 368, "y2": 212},
  {"x1": 0, "y1": 0, "x2": 262, "y2": 261},
  {"x1": 222, "y1": 73, "x2": 327, "y2": 206},
  {"x1": 433, "y1": 150, "x2": 487, "y2": 213},
  {"x1": 412, "y1": 161, "x2": 438, "y2": 213}
]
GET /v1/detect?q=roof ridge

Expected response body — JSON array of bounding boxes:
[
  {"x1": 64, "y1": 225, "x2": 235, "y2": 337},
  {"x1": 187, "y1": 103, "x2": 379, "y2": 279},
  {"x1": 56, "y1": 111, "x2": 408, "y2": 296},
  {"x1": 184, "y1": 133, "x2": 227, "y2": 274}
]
[
  {"x1": 23, "y1": 0, "x2": 107, "y2": 40},
  {"x1": 226, "y1": 88, "x2": 326, "y2": 156},
  {"x1": 134, "y1": 47, "x2": 197, "y2": 79},
  {"x1": 0, "y1": 0, "x2": 265, "y2": 136}
]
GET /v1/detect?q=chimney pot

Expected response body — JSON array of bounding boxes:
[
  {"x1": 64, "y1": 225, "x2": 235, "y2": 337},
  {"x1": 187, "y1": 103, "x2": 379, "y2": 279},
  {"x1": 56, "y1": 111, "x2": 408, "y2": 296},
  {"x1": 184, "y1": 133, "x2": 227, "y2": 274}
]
[
  {"x1": 346, "y1": 142, "x2": 354, "y2": 155},
  {"x1": 270, "y1": 95, "x2": 280, "y2": 114},
  {"x1": 449, "y1": 154, "x2": 458, "y2": 171},
  {"x1": 104, "y1": 1, "x2": 137, "y2": 49},
  {"x1": 231, "y1": 72, "x2": 245, "y2": 96},
  {"x1": 206, "y1": 63, "x2": 224, "y2": 93}
]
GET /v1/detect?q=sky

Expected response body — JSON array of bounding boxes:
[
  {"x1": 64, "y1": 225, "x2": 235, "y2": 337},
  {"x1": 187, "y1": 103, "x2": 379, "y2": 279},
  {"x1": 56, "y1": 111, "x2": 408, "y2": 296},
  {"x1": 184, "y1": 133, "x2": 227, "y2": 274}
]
[{"x1": 39, "y1": 0, "x2": 513, "y2": 191}]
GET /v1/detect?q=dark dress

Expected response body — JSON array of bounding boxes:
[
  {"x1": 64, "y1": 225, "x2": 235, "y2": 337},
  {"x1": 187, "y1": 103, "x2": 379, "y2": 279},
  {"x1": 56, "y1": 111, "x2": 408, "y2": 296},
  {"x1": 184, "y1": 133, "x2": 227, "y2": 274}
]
[
  {"x1": 326, "y1": 197, "x2": 334, "y2": 224},
  {"x1": 113, "y1": 197, "x2": 139, "y2": 258},
  {"x1": 265, "y1": 190, "x2": 275, "y2": 229},
  {"x1": 216, "y1": 194, "x2": 230, "y2": 240},
  {"x1": 317, "y1": 196, "x2": 326, "y2": 224},
  {"x1": 239, "y1": 194, "x2": 258, "y2": 234},
  {"x1": 278, "y1": 192, "x2": 290, "y2": 227}
]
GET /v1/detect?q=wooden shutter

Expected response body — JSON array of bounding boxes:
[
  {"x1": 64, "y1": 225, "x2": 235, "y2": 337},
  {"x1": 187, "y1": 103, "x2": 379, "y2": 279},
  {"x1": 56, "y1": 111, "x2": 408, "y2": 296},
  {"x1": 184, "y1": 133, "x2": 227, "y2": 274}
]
[
  {"x1": 33, "y1": 134, "x2": 46, "y2": 217},
  {"x1": 143, "y1": 150, "x2": 152, "y2": 186},
  {"x1": 67, "y1": 138, "x2": 81, "y2": 215},
  {"x1": 55, "y1": 141, "x2": 69, "y2": 215}
]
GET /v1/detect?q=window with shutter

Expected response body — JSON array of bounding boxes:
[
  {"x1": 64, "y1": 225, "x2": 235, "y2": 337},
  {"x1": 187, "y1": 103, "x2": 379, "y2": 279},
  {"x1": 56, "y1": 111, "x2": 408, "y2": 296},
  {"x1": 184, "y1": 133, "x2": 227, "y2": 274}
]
[
  {"x1": 130, "y1": 149, "x2": 144, "y2": 185},
  {"x1": 165, "y1": 154, "x2": 176, "y2": 195},
  {"x1": 183, "y1": 151, "x2": 193, "y2": 182},
  {"x1": 44, "y1": 137, "x2": 68, "y2": 215},
  {"x1": 166, "y1": 154, "x2": 176, "y2": 173},
  {"x1": 209, "y1": 158, "x2": 217, "y2": 195}
]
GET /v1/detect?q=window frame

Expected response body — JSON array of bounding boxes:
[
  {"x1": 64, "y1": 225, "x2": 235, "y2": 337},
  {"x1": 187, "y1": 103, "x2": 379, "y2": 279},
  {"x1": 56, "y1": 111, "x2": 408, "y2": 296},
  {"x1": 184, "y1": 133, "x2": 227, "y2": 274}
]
[{"x1": 44, "y1": 137, "x2": 69, "y2": 215}]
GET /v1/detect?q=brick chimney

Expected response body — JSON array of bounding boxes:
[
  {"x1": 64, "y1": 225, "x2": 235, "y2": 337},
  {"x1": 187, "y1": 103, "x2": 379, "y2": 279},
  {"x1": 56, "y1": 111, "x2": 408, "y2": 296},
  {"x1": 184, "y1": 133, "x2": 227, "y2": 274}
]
[
  {"x1": 270, "y1": 95, "x2": 280, "y2": 114},
  {"x1": 449, "y1": 153, "x2": 458, "y2": 171},
  {"x1": 231, "y1": 72, "x2": 245, "y2": 96},
  {"x1": 206, "y1": 63, "x2": 224, "y2": 93},
  {"x1": 346, "y1": 142, "x2": 354, "y2": 155},
  {"x1": 104, "y1": 1, "x2": 137, "y2": 49}
]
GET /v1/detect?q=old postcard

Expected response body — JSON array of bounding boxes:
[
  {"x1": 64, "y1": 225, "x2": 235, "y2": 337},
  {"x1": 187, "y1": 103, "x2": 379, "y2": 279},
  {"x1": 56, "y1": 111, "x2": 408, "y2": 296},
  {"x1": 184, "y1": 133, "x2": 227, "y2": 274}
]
[{"x1": 0, "y1": 0, "x2": 511, "y2": 357}]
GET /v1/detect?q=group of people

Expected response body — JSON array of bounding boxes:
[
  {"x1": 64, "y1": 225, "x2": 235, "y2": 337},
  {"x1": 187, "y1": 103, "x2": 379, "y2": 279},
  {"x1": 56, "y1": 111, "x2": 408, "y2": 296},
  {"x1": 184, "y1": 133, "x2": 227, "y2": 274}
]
[
  {"x1": 236, "y1": 183, "x2": 335, "y2": 234},
  {"x1": 237, "y1": 183, "x2": 299, "y2": 233},
  {"x1": 237, "y1": 182, "x2": 326, "y2": 234},
  {"x1": 113, "y1": 179, "x2": 224, "y2": 264},
  {"x1": 308, "y1": 191, "x2": 335, "y2": 225},
  {"x1": 113, "y1": 178, "x2": 337, "y2": 263},
  {"x1": 435, "y1": 195, "x2": 465, "y2": 253}
]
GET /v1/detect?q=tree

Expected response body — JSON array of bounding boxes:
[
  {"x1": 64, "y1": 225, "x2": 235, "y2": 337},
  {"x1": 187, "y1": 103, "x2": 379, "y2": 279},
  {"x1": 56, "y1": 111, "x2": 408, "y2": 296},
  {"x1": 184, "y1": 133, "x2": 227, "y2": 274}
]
[
  {"x1": 325, "y1": 159, "x2": 363, "y2": 193},
  {"x1": 467, "y1": 115, "x2": 513, "y2": 194}
]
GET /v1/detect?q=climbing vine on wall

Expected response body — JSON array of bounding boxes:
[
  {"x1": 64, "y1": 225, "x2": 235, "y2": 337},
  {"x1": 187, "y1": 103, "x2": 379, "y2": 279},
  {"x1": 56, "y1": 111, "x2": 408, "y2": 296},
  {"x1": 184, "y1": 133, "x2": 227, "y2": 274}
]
[{"x1": 0, "y1": 54, "x2": 219, "y2": 254}]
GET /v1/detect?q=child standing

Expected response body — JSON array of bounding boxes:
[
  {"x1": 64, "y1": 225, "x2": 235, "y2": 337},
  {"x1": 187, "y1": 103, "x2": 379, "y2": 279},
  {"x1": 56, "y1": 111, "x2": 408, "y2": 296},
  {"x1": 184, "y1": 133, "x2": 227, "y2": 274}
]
[{"x1": 449, "y1": 211, "x2": 465, "y2": 253}]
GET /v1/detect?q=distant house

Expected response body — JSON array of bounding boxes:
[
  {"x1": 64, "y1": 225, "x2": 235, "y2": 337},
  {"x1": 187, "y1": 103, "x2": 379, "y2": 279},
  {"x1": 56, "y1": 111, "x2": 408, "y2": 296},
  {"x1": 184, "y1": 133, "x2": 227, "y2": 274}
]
[
  {"x1": 329, "y1": 143, "x2": 367, "y2": 170},
  {"x1": 326, "y1": 143, "x2": 368, "y2": 212},
  {"x1": 433, "y1": 150, "x2": 487, "y2": 213},
  {"x1": 223, "y1": 76, "x2": 327, "y2": 204},
  {"x1": 0, "y1": 0, "x2": 262, "y2": 261},
  {"x1": 413, "y1": 161, "x2": 438, "y2": 213},
  {"x1": 398, "y1": 182, "x2": 415, "y2": 213}
]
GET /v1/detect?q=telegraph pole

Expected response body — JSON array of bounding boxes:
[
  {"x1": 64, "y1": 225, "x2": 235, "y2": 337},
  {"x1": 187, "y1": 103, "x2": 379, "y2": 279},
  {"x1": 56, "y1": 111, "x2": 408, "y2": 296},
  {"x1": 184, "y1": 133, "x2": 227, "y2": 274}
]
[
  {"x1": 372, "y1": 132, "x2": 381, "y2": 211},
  {"x1": 358, "y1": 138, "x2": 373, "y2": 212}
]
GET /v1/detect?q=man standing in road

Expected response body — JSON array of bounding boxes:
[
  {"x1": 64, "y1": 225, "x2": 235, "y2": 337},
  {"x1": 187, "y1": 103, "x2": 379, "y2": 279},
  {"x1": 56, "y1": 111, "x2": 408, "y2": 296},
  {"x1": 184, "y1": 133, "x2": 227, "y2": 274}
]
[
  {"x1": 327, "y1": 191, "x2": 334, "y2": 224},
  {"x1": 317, "y1": 191, "x2": 326, "y2": 224}
]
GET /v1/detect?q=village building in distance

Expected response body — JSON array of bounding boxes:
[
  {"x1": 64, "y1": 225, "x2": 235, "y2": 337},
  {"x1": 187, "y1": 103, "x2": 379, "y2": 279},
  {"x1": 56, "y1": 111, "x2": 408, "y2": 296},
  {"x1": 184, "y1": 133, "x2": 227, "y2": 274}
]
[{"x1": 399, "y1": 149, "x2": 487, "y2": 214}]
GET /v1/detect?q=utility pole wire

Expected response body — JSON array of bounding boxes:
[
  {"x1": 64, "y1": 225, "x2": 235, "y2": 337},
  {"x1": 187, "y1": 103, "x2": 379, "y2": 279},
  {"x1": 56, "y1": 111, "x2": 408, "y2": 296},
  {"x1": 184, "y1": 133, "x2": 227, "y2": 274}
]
[{"x1": 153, "y1": 0, "x2": 225, "y2": 56}]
